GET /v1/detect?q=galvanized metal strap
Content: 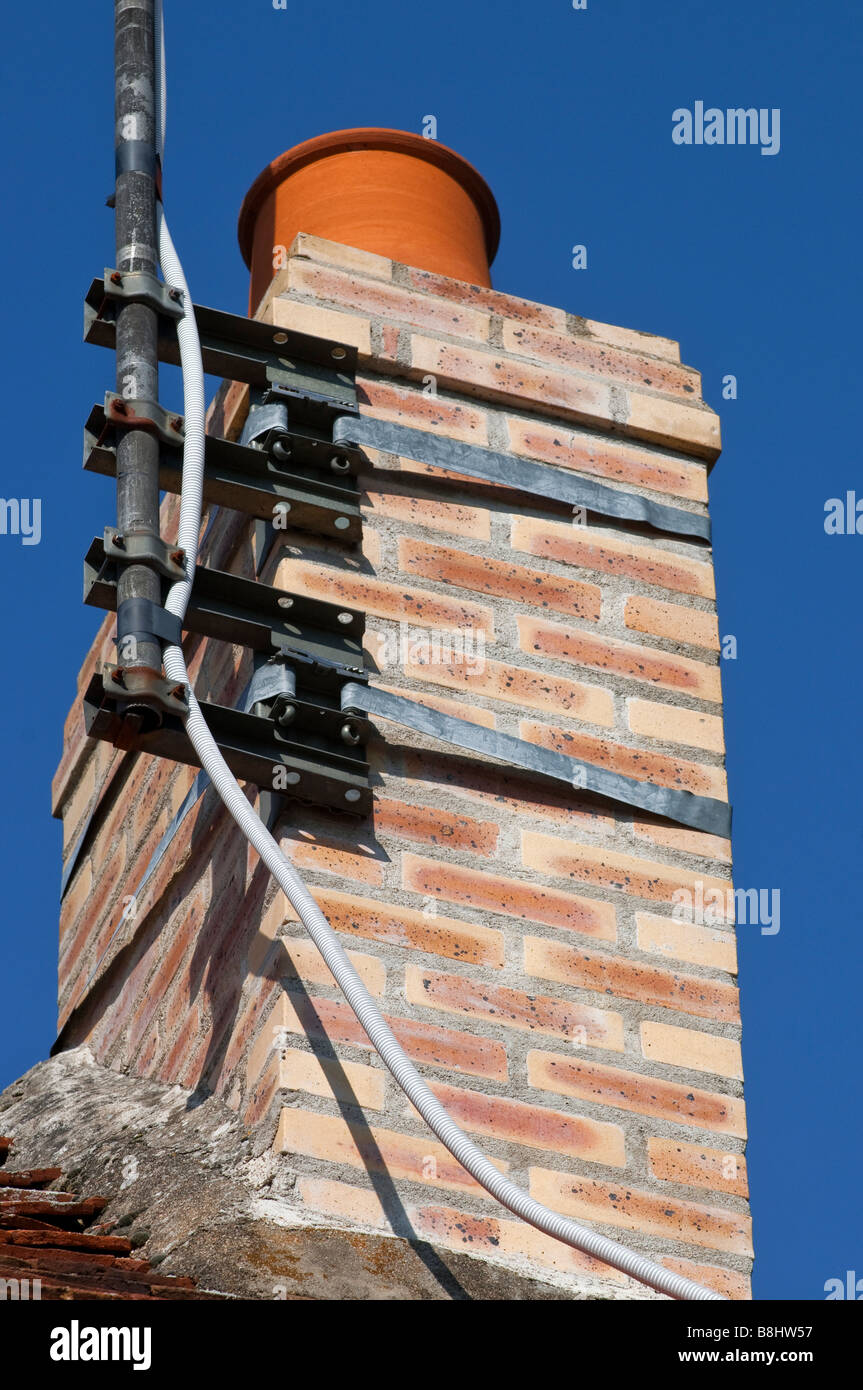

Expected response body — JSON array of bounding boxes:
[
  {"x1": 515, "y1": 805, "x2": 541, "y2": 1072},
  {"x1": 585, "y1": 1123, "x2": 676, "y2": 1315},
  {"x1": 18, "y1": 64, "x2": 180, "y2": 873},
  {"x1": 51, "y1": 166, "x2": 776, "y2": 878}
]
[
  {"x1": 243, "y1": 658, "x2": 297, "y2": 712},
  {"x1": 342, "y1": 682, "x2": 731, "y2": 837},
  {"x1": 333, "y1": 415, "x2": 710, "y2": 541}
]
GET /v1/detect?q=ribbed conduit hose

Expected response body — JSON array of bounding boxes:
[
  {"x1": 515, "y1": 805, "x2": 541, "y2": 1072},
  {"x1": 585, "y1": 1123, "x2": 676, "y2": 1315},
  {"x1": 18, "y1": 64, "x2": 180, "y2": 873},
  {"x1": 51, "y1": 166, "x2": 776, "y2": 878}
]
[{"x1": 152, "y1": 1, "x2": 723, "y2": 1302}]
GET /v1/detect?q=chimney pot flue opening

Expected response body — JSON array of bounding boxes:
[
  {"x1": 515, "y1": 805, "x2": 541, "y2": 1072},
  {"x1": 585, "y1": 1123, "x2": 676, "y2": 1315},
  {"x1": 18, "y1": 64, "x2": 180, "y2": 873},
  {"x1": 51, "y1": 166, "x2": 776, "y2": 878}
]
[{"x1": 237, "y1": 127, "x2": 500, "y2": 314}]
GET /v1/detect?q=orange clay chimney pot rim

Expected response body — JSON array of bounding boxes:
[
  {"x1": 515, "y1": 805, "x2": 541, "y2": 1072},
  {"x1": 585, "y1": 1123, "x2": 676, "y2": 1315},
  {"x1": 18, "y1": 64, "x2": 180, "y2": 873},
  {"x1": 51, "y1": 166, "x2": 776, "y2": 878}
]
[{"x1": 237, "y1": 127, "x2": 501, "y2": 313}]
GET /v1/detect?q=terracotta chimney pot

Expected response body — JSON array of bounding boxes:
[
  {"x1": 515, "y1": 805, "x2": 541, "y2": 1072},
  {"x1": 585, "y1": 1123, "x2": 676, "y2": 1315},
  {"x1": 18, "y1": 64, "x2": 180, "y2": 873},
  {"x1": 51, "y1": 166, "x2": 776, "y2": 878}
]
[{"x1": 237, "y1": 127, "x2": 500, "y2": 314}]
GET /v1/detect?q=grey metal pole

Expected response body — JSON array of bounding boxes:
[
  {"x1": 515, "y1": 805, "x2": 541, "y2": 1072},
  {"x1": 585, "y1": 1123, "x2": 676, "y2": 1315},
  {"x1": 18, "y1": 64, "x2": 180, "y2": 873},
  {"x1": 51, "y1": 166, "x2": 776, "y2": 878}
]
[{"x1": 113, "y1": 0, "x2": 162, "y2": 696}]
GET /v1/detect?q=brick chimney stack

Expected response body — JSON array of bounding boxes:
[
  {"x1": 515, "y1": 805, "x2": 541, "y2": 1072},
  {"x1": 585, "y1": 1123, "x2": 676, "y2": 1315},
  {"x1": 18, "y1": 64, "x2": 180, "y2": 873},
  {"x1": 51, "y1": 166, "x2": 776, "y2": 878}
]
[{"x1": 53, "y1": 129, "x2": 750, "y2": 1299}]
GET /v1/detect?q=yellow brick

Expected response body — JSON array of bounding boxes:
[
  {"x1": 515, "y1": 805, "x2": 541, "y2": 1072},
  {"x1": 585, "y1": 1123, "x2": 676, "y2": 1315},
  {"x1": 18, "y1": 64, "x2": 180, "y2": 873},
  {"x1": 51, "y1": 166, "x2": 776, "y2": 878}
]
[
  {"x1": 530, "y1": 1169, "x2": 751, "y2": 1255},
  {"x1": 628, "y1": 698, "x2": 725, "y2": 753},
  {"x1": 624, "y1": 595, "x2": 719, "y2": 651},
  {"x1": 269, "y1": 296, "x2": 372, "y2": 355},
  {"x1": 246, "y1": 1013, "x2": 283, "y2": 1092},
  {"x1": 278, "y1": 938, "x2": 386, "y2": 996},
  {"x1": 517, "y1": 615, "x2": 721, "y2": 703},
  {"x1": 582, "y1": 319, "x2": 681, "y2": 363},
  {"x1": 495, "y1": 1217, "x2": 629, "y2": 1281},
  {"x1": 632, "y1": 821, "x2": 732, "y2": 864},
  {"x1": 636, "y1": 911, "x2": 737, "y2": 973},
  {"x1": 625, "y1": 392, "x2": 721, "y2": 461},
  {"x1": 275, "y1": 556, "x2": 495, "y2": 638},
  {"x1": 245, "y1": 957, "x2": 386, "y2": 1091},
  {"x1": 287, "y1": 260, "x2": 491, "y2": 343},
  {"x1": 522, "y1": 833, "x2": 733, "y2": 915},
  {"x1": 641, "y1": 1021, "x2": 743, "y2": 1079},
  {"x1": 403, "y1": 652, "x2": 615, "y2": 727},
  {"x1": 361, "y1": 525, "x2": 383, "y2": 569},
  {"x1": 647, "y1": 1137, "x2": 748, "y2": 1196},
  {"x1": 289, "y1": 232, "x2": 393, "y2": 282},
  {"x1": 246, "y1": 893, "x2": 298, "y2": 977},
  {"x1": 274, "y1": 1108, "x2": 507, "y2": 1197},
  {"x1": 279, "y1": 1047, "x2": 386, "y2": 1110},
  {"x1": 511, "y1": 516, "x2": 716, "y2": 601},
  {"x1": 297, "y1": 1175, "x2": 390, "y2": 1228},
  {"x1": 661, "y1": 1257, "x2": 751, "y2": 1301}
]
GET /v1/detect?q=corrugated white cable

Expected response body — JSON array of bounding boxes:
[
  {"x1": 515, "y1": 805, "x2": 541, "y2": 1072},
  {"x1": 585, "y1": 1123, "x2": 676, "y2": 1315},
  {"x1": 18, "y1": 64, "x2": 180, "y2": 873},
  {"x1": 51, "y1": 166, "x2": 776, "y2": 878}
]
[{"x1": 152, "y1": 1, "x2": 723, "y2": 1302}]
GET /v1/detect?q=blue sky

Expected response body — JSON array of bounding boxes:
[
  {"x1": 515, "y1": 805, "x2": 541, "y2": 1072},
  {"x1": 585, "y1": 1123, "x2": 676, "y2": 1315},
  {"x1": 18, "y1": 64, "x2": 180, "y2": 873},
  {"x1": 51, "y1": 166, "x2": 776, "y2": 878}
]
[{"x1": 0, "y1": 0, "x2": 859, "y2": 1299}]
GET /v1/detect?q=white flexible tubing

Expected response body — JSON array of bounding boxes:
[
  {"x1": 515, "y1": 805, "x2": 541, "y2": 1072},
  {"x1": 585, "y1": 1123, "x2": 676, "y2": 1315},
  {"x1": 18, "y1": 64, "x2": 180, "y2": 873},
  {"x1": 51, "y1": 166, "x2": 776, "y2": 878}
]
[{"x1": 152, "y1": 3, "x2": 722, "y2": 1304}]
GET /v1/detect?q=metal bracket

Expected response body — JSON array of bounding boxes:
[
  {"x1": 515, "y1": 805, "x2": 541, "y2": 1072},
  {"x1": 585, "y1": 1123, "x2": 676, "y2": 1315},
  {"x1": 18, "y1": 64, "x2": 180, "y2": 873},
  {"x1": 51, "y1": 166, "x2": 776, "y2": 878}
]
[
  {"x1": 86, "y1": 281, "x2": 360, "y2": 429},
  {"x1": 333, "y1": 415, "x2": 711, "y2": 542},
  {"x1": 342, "y1": 682, "x2": 731, "y2": 838},
  {"x1": 231, "y1": 652, "x2": 370, "y2": 749},
  {"x1": 82, "y1": 673, "x2": 371, "y2": 813},
  {"x1": 99, "y1": 267, "x2": 185, "y2": 320},
  {"x1": 85, "y1": 406, "x2": 364, "y2": 542},
  {"x1": 102, "y1": 664, "x2": 188, "y2": 717},
  {"x1": 84, "y1": 536, "x2": 365, "y2": 674},
  {"x1": 104, "y1": 391, "x2": 185, "y2": 447},
  {"x1": 103, "y1": 526, "x2": 187, "y2": 581}
]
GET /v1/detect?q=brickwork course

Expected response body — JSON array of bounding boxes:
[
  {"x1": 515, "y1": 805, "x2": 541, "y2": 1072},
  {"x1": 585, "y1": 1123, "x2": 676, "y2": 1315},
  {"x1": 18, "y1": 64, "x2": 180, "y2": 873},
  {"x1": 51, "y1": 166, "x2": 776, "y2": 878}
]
[{"x1": 52, "y1": 231, "x2": 749, "y2": 1300}]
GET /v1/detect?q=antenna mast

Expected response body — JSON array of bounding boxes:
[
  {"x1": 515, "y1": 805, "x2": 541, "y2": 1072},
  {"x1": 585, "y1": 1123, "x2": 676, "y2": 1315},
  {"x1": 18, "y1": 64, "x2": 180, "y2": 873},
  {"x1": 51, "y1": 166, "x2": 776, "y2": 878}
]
[{"x1": 112, "y1": 0, "x2": 163, "y2": 724}]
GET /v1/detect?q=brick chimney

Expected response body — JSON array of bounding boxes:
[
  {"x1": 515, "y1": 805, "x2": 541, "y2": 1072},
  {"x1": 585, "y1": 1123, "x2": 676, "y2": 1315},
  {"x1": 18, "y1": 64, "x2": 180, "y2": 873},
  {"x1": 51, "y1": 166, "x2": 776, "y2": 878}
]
[{"x1": 53, "y1": 129, "x2": 750, "y2": 1300}]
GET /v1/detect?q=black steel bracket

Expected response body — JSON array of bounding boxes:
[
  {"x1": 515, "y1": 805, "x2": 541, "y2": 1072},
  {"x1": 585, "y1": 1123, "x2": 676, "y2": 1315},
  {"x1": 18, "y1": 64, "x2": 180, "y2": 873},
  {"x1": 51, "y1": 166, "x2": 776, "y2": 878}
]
[
  {"x1": 333, "y1": 415, "x2": 710, "y2": 542},
  {"x1": 84, "y1": 536, "x2": 365, "y2": 672},
  {"x1": 82, "y1": 672, "x2": 371, "y2": 814},
  {"x1": 84, "y1": 405, "x2": 364, "y2": 542},
  {"x1": 80, "y1": 289, "x2": 718, "y2": 831},
  {"x1": 341, "y1": 682, "x2": 731, "y2": 838},
  {"x1": 86, "y1": 280, "x2": 360, "y2": 430}
]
